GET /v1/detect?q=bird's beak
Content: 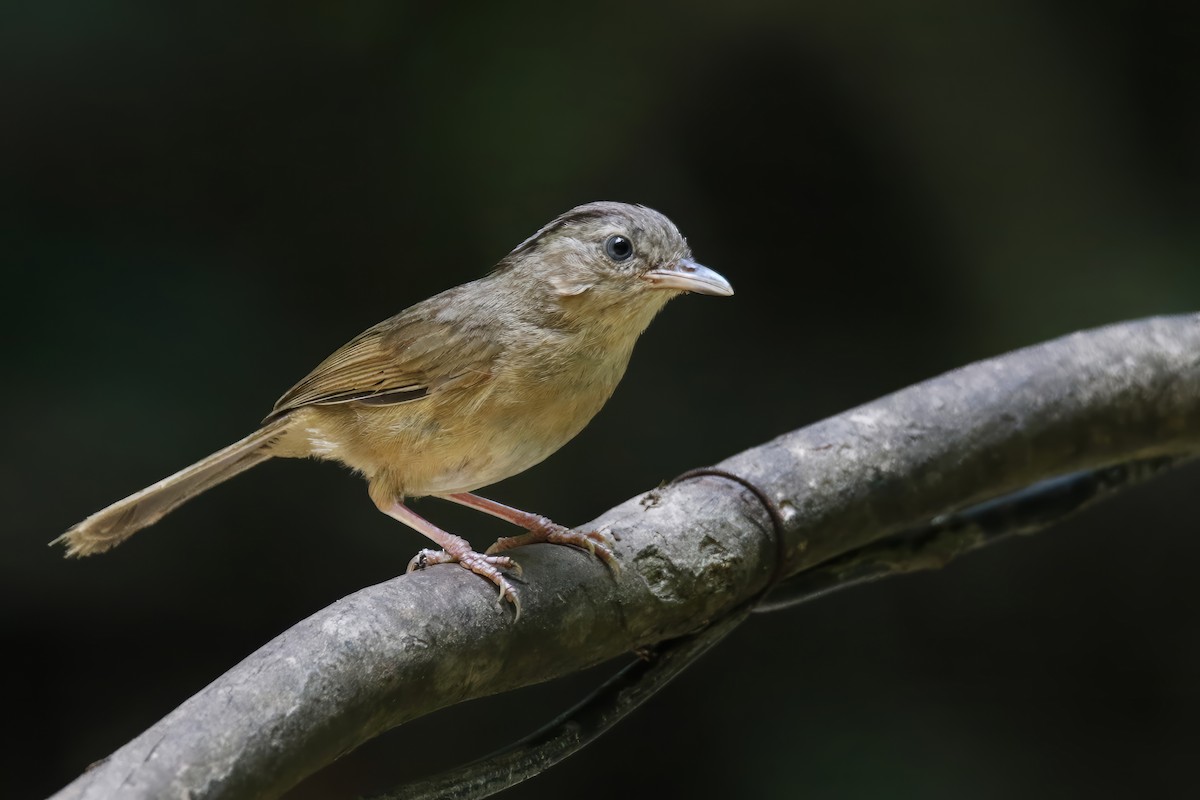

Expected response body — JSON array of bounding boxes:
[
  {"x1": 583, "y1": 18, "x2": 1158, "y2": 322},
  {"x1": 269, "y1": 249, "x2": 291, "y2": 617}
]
[{"x1": 643, "y1": 258, "x2": 734, "y2": 296}]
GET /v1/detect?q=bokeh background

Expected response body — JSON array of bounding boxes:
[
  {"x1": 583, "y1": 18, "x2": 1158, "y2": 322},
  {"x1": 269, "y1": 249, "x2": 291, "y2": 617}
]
[{"x1": 5, "y1": 1, "x2": 1200, "y2": 798}]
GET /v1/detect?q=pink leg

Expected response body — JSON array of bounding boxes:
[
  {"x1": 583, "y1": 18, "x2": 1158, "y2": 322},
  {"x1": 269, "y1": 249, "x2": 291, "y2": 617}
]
[
  {"x1": 375, "y1": 497, "x2": 522, "y2": 615},
  {"x1": 443, "y1": 493, "x2": 618, "y2": 572}
]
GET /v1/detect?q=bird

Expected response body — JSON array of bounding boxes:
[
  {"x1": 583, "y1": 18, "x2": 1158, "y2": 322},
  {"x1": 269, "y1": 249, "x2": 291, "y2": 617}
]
[{"x1": 54, "y1": 201, "x2": 733, "y2": 614}]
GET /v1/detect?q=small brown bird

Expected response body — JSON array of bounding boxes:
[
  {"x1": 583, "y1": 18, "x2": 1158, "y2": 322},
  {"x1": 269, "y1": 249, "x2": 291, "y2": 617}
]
[{"x1": 55, "y1": 202, "x2": 732, "y2": 612}]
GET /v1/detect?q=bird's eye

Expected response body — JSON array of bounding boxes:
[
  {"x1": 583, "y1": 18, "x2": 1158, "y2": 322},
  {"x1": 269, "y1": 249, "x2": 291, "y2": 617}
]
[{"x1": 604, "y1": 234, "x2": 634, "y2": 262}]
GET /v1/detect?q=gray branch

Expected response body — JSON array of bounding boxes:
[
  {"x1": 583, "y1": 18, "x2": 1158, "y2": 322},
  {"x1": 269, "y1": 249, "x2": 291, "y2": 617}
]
[
  {"x1": 368, "y1": 456, "x2": 1189, "y2": 800},
  {"x1": 51, "y1": 314, "x2": 1200, "y2": 800}
]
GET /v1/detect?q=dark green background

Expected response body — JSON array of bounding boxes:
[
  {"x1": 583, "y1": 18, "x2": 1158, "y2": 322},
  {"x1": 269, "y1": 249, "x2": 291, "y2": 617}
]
[{"x1": 5, "y1": 2, "x2": 1200, "y2": 798}]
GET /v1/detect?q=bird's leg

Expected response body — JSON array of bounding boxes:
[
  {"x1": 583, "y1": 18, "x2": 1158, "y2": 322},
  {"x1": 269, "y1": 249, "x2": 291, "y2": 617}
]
[
  {"x1": 443, "y1": 492, "x2": 618, "y2": 572},
  {"x1": 374, "y1": 496, "x2": 522, "y2": 613}
]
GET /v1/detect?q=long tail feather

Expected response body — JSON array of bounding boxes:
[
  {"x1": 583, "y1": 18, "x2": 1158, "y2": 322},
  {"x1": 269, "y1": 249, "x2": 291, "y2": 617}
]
[{"x1": 53, "y1": 418, "x2": 290, "y2": 557}]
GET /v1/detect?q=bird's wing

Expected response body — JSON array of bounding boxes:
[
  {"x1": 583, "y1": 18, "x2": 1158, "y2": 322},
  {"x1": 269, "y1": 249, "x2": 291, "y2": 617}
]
[{"x1": 265, "y1": 288, "x2": 502, "y2": 421}]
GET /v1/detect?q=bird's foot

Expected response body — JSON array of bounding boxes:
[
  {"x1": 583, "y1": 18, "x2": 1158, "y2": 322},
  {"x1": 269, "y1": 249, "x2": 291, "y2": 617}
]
[
  {"x1": 407, "y1": 546, "x2": 523, "y2": 617},
  {"x1": 485, "y1": 524, "x2": 619, "y2": 573},
  {"x1": 441, "y1": 493, "x2": 619, "y2": 575}
]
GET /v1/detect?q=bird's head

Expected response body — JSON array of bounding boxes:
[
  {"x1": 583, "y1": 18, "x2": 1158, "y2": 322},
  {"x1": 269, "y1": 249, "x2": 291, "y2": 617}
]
[{"x1": 496, "y1": 201, "x2": 732, "y2": 328}]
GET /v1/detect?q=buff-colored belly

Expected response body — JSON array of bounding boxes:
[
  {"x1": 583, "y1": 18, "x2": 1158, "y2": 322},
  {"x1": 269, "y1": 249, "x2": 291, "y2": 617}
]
[{"x1": 279, "y1": 364, "x2": 619, "y2": 498}]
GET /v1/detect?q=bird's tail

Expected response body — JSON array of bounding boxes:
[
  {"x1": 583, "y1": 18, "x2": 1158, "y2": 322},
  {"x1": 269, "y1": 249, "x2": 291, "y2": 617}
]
[{"x1": 53, "y1": 418, "x2": 291, "y2": 557}]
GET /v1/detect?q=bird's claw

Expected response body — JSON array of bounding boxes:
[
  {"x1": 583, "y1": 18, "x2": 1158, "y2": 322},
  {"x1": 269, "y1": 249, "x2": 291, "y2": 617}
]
[
  {"x1": 406, "y1": 548, "x2": 437, "y2": 573},
  {"x1": 406, "y1": 547, "x2": 523, "y2": 618},
  {"x1": 493, "y1": 575, "x2": 521, "y2": 620},
  {"x1": 554, "y1": 529, "x2": 619, "y2": 573},
  {"x1": 485, "y1": 528, "x2": 619, "y2": 574}
]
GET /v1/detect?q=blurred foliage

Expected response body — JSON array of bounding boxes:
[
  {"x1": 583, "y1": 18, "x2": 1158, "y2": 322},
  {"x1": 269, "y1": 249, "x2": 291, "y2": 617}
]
[{"x1": 3, "y1": 1, "x2": 1199, "y2": 798}]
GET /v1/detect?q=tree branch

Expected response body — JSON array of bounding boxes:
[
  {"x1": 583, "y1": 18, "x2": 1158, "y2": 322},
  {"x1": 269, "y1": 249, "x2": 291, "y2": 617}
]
[
  {"x1": 364, "y1": 455, "x2": 1189, "y2": 800},
  {"x1": 52, "y1": 314, "x2": 1200, "y2": 800},
  {"x1": 755, "y1": 454, "x2": 1190, "y2": 611}
]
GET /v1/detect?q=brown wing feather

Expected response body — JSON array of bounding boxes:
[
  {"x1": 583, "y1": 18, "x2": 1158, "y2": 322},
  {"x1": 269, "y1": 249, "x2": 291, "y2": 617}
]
[{"x1": 266, "y1": 286, "x2": 503, "y2": 421}]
